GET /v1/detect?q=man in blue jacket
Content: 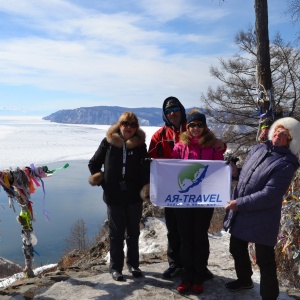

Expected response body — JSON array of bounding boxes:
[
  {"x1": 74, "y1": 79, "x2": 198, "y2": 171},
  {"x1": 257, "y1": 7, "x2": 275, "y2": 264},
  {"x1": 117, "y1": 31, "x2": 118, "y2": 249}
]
[{"x1": 224, "y1": 117, "x2": 300, "y2": 300}]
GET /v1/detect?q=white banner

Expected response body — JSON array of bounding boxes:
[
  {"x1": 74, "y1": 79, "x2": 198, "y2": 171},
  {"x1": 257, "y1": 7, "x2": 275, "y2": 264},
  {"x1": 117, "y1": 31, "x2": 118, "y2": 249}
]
[{"x1": 150, "y1": 159, "x2": 231, "y2": 208}]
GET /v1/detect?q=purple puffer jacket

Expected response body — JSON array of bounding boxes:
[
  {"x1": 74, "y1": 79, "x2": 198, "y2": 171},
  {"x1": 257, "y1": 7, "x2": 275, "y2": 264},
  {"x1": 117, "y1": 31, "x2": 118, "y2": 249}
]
[
  {"x1": 224, "y1": 140, "x2": 299, "y2": 246},
  {"x1": 171, "y1": 130, "x2": 224, "y2": 160}
]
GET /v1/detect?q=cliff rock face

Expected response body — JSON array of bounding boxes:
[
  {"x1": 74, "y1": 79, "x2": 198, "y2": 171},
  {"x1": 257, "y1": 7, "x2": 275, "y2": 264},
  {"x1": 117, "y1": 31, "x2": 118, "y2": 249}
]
[
  {"x1": 43, "y1": 106, "x2": 232, "y2": 138},
  {"x1": 0, "y1": 258, "x2": 23, "y2": 279},
  {"x1": 43, "y1": 106, "x2": 164, "y2": 126},
  {"x1": 43, "y1": 106, "x2": 229, "y2": 138}
]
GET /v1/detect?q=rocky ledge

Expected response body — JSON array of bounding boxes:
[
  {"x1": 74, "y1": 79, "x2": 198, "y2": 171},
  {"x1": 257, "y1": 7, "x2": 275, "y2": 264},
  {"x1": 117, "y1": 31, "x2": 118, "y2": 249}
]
[{"x1": 0, "y1": 216, "x2": 299, "y2": 300}]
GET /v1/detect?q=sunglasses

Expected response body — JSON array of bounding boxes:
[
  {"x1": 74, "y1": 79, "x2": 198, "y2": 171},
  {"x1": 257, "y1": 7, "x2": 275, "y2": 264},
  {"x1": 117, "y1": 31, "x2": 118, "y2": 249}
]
[
  {"x1": 165, "y1": 106, "x2": 180, "y2": 115},
  {"x1": 188, "y1": 122, "x2": 204, "y2": 128},
  {"x1": 121, "y1": 121, "x2": 138, "y2": 128}
]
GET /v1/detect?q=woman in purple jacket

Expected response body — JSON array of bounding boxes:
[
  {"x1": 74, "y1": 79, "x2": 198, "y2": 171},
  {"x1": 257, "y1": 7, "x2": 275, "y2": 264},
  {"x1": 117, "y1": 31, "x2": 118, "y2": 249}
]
[
  {"x1": 171, "y1": 109, "x2": 224, "y2": 294},
  {"x1": 224, "y1": 117, "x2": 300, "y2": 300}
]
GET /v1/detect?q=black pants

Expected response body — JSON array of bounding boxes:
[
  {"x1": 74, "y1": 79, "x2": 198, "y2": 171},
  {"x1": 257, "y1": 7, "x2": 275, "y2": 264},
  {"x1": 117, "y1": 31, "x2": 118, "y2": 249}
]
[
  {"x1": 175, "y1": 207, "x2": 214, "y2": 283},
  {"x1": 165, "y1": 207, "x2": 182, "y2": 267},
  {"x1": 107, "y1": 202, "x2": 143, "y2": 273},
  {"x1": 230, "y1": 235, "x2": 279, "y2": 300}
]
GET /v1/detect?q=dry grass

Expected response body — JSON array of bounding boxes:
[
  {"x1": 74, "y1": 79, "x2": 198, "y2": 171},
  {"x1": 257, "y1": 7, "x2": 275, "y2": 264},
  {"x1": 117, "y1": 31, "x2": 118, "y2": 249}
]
[
  {"x1": 209, "y1": 208, "x2": 226, "y2": 234},
  {"x1": 58, "y1": 250, "x2": 87, "y2": 269},
  {"x1": 143, "y1": 201, "x2": 226, "y2": 234}
]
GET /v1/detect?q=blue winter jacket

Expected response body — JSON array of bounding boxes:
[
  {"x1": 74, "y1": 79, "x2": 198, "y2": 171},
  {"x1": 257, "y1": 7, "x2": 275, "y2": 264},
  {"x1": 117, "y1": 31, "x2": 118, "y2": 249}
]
[{"x1": 224, "y1": 140, "x2": 299, "y2": 246}]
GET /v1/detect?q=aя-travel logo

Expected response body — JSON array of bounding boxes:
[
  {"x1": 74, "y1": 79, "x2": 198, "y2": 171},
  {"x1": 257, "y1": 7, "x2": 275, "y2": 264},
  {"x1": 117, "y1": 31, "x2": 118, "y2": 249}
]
[{"x1": 177, "y1": 163, "x2": 208, "y2": 193}]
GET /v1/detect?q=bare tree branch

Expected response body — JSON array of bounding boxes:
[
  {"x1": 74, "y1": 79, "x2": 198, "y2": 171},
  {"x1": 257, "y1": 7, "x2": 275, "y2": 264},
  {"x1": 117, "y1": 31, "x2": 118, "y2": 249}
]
[
  {"x1": 202, "y1": 29, "x2": 300, "y2": 156},
  {"x1": 64, "y1": 219, "x2": 91, "y2": 253}
]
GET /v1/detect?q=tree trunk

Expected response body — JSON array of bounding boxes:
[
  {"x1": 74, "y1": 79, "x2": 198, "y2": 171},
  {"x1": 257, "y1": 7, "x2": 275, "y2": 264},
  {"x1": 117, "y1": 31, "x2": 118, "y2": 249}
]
[
  {"x1": 254, "y1": 0, "x2": 277, "y2": 142},
  {"x1": 255, "y1": 0, "x2": 272, "y2": 91}
]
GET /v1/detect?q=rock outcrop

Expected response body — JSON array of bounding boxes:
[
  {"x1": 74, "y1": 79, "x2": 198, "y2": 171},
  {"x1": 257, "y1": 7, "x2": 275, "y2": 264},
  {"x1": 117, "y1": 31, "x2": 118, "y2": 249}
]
[
  {"x1": 0, "y1": 258, "x2": 23, "y2": 279},
  {"x1": 0, "y1": 214, "x2": 299, "y2": 299}
]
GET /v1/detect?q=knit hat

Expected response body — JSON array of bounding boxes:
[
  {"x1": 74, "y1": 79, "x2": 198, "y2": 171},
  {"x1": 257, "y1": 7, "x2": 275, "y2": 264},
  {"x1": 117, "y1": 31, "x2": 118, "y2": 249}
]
[
  {"x1": 187, "y1": 111, "x2": 206, "y2": 126},
  {"x1": 165, "y1": 97, "x2": 181, "y2": 109},
  {"x1": 268, "y1": 117, "x2": 300, "y2": 156}
]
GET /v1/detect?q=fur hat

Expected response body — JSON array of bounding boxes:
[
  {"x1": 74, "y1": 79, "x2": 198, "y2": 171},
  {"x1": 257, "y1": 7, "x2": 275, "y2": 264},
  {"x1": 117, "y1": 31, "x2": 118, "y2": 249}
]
[
  {"x1": 187, "y1": 110, "x2": 206, "y2": 126},
  {"x1": 268, "y1": 117, "x2": 300, "y2": 156}
]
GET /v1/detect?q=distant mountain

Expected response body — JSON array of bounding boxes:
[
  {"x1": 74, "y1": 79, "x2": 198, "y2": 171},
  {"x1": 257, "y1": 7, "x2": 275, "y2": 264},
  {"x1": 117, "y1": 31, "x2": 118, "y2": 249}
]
[
  {"x1": 43, "y1": 106, "x2": 164, "y2": 126},
  {"x1": 43, "y1": 106, "x2": 231, "y2": 137}
]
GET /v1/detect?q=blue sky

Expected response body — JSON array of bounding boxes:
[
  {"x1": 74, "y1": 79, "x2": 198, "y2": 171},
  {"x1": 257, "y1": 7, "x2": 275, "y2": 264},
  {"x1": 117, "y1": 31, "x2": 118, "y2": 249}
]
[{"x1": 0, "y1": 0, "x2": 298, "y2": 116}]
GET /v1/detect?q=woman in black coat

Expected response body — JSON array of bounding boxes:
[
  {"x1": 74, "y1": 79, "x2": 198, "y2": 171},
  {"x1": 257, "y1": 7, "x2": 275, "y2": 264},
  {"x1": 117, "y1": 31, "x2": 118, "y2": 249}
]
[{"x1": 88, "y1": 112, "x2": 149, "y2": 281}]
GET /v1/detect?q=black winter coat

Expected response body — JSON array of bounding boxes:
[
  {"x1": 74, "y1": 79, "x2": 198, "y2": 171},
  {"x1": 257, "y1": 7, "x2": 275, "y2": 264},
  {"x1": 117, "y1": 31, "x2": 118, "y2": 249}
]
[{"x1": 88, "y1": 124, "x2": 149, "y2": 205}]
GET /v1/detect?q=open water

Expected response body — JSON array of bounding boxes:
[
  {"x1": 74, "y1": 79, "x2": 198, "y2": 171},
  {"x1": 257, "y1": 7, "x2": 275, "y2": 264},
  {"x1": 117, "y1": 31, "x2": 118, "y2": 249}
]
[{"x1": 0, "y1": 160, "x2": 106, "y2": 266}]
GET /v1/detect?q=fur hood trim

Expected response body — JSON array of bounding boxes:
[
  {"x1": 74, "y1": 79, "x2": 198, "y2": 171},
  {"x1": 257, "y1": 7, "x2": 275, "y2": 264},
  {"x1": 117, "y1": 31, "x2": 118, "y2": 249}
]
[
  {"x1": 140, "y1": 183, "x2": 150, "y2": 202},
  {"x1": 106, "y1": 123, "x2": 146, "y2": 149},
  {"x1": 179, "y1": 130, "x2": 217, "y2": 147},
  {"x1": 268, "y1": 117, "x2": 300, "y2": 156}
]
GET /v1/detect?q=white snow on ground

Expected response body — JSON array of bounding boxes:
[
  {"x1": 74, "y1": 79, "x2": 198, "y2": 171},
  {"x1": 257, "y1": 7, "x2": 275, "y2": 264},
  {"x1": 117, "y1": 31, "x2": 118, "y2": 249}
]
[{"x1": 0, "y1": 264, "x2": 57, "y2": 289}]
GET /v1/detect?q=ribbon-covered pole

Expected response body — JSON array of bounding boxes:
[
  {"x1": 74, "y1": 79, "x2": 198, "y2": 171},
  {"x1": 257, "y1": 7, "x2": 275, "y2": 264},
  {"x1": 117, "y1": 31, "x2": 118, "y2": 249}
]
[{"x1": 0, "y1": 163, "x2": 69, "y2": 278}]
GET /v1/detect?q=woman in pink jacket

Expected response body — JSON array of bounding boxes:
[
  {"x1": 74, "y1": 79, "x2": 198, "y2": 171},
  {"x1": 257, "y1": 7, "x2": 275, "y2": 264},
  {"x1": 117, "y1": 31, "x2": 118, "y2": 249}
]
[{"x1": 171, "y1": 109, "x2": 224, "y2": 294}]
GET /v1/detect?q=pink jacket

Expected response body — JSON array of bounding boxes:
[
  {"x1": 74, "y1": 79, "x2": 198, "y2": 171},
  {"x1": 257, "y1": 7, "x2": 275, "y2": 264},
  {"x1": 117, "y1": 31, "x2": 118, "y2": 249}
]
[{"x1": 171, "y1": 130, "x2": 224, "y2": 160}]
